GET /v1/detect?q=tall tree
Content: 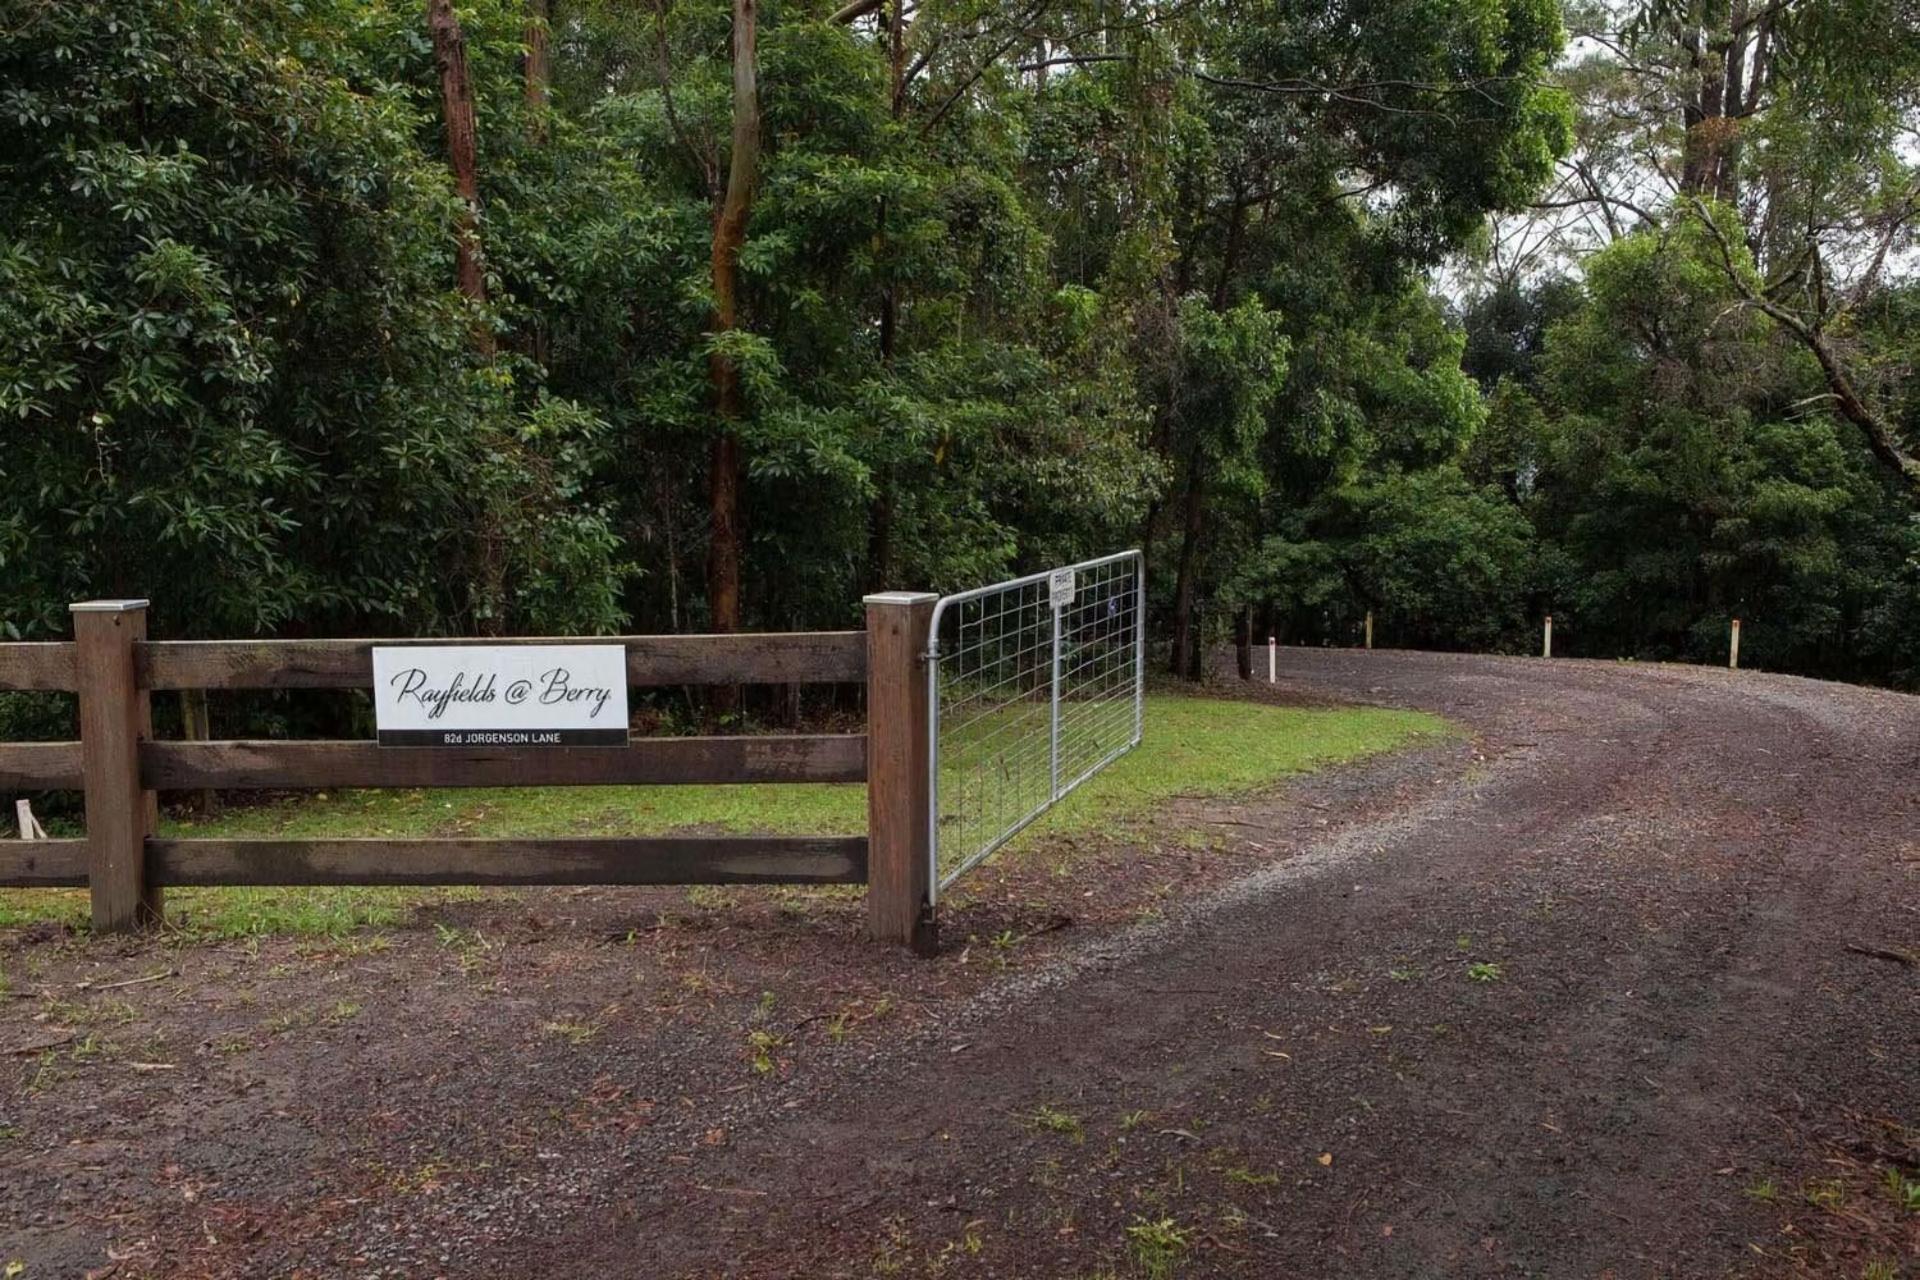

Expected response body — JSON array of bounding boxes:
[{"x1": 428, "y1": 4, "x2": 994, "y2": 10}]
[
  {"x1": 426, "y1": 0, "x2": 492, "y2": 354},
  {"x1": 523, "y1": 0, "x2": 551, "y2": 143},
  {"x1": 1524, "y1": 0, "x2": 1920, "y2": 495},
  {"x1": 707, "y1": 0, "x2": 760, "y2": 638}
]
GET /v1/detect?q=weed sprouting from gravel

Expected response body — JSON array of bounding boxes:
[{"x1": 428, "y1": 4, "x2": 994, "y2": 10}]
[
  {"x1": 1125, "y1": 1216, "x2": 1189, "y2": 1279},
  {"x1": 1467, "y1": 962, "x2": 1502, "y2": 982},
  {"x1": 543, "y1": 1018, "x2": 599, "y2": 1046},
  {"x1": 1804, "y1": 1177, "x2": 1847, "y2": 1209},
  {"x1": 747, "y1": 1029, "x2": 786, "y2": 1074},
  {"x1": 1023, "y1": 1104, "x2": 1085, "y2": 1142}
]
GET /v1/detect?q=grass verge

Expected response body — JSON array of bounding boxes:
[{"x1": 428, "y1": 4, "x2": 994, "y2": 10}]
[{"x1": 0, "y1": 695, "x2": 1445, "y2": 937}]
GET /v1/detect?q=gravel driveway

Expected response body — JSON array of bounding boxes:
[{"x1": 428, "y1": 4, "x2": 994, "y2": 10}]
[
  {"x1": 5, "y1": 652, "x2": 1915, "y2": 1277},
  {"x1": 519, "y1": 652, "x2": 1919, "y2": 1277}
]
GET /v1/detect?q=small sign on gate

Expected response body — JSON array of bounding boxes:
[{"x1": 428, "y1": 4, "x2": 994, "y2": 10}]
[
  {"x1": 1048, "y1": 568, "x2": 1076, "y2": 610},
  {"x1": 371, "y1": 645, "x2": 629, "y2": 747}
]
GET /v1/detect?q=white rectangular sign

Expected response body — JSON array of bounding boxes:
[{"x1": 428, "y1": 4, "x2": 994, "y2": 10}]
[
  {"x1": 371, "y1": 645, "x2": 629, "y2": 747},
  {"x1": 1048, "y1": 568, "x2": 1076, "y2": 610}
]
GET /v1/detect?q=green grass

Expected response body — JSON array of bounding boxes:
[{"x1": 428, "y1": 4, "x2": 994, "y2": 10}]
[{"x1": 0, "y1": 695, "x2": 1445, "y2": 936}]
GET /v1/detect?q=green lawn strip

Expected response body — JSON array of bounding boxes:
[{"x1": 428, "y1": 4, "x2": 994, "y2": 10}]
[{"x1": 0, "y1": 697, "x2": 1446, "y2": 936}]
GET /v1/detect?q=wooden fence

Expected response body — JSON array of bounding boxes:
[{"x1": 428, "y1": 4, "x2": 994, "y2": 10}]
[{"x1": 0, "y1": 593, "x2": 937, "y2": 951}]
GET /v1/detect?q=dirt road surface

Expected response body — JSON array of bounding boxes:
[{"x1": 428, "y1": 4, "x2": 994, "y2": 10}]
[
  {"x1": 6, "y1": 652, "x2": 1917, "y2": 1277},
  {"x1": 522, "y1": 652, "x2": 1918, "y2": 1277}
]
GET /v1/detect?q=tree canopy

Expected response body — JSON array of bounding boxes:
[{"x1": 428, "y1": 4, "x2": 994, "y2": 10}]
[{"x1": 2, "y1": 0, "x2": 1917, "y2": 693}]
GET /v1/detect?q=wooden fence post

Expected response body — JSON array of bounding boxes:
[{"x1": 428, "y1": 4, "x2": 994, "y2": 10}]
[
  {"x1": 1543, "y1": 614, "x2": 1553, "y2": 659},
  {"x1": 864, "y1": 591, "x2": 936, "y2": 953},
  {"x1": 72, "y1": 600, "x2": 160, "y2": 932},
  {"x1": 1729, "y1": 618, "x2": 1741, "y2": 670},
  {"x1": 1364, "y1": 611, "x2": 1373, "y2": 650}
]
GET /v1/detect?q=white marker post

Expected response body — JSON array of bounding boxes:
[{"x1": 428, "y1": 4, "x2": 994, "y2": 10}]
[
  {"x1": 1543, "y1": 615, "x2": 1553, "y2": 659},
  {"x1": 1729, "y1": 618, "x2": 1741, "y2": 670},
  {"x1": 1267, "y1": 635, "x2": 1276, "y2": 684}
]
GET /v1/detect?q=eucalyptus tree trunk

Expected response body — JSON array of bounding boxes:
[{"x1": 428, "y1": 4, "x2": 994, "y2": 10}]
[
  {"x1": 1170, "y1": 450, "x2": 1205, "y2": 677},
  {"x1": 427, "y1": 0, "x2": 491, "y2": 354},
  {"x1": 707, "y1": 0, "x2": 760, "y2": 651},
  {"x1": 524, "y1": 0, "x2": 551, "y2": 142},
  {"x1": 521, "y1": 0, "x2": 553, "y2": 368},
  {"x1": 428, "y1": 0, "x2": 506, "y2": 634},
  {"x1": 866, "y1": 0, "x2": 909, "y2": 592}
]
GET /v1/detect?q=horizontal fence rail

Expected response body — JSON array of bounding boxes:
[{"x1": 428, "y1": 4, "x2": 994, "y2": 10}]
[
  {"x1": 0, "y1": 600, "x2": 950, "y2": 945},
  {"x1": 0, "y1": 838, "x2": 85, "y2": 886},
  {"x1": 152, "y1": 836, "x2": 867, "y2": 886},
  {"x1": 140, "y1": 734, "x2": 867, "y2": 790},
  {"x1": 4, "y1": 737, "x2": 868, "y2": 792},
  {"x1": 0, "y1": 742, "x2": 83, "y2": 791},
  {"x1": 0, "y1": 642, "x2": 79, "y2": 692},
  {"x1": 0, "y1": 837, "x2": 865, "y2": 888},
  {"x1": 137, "y1": 632, "x2": 867, "y2": 690}
]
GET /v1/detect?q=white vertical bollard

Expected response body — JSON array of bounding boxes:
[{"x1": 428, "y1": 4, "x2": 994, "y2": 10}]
[
  {"x1": 1729, "y1": 618, "x2": 1741, "y2": 670},
  {"x1": 1543, "y1": 615, "x2": 1553, "y2": 659},
  {"x1": 1267, "y1": 635, "x2": 1275, "y2": 683}
]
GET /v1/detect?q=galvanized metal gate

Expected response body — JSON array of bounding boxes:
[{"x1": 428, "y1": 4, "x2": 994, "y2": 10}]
[{"x1": 926, "y1": 550, "x2": 1145, "y2": 900}]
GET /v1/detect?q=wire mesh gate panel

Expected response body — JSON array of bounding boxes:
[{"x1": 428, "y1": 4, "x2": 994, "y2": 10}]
[{"x1": 926, "y1": 550, "x2": 1144, "y2": 900}]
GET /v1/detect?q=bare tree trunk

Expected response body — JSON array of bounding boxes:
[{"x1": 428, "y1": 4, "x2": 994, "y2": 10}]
[
  {"x1": 707, "y1": 0, "x2": 760, "y2": 650},
  {"x1": 866, "y1": 0, "x2": 909, "y2": 593},
  {"x1": 517, "y1": 0, "x2": 553, "y2": 368},
  {"x1": 180, "y1": 689, "x2": 217, "y2": 816},
  {"x1": 867, "y1": 184, "x2": 896, "y2": 591},
  {"x1": 1211, "y1": 193, "x2": 1246, "y2": 310},
  {"x1": 1717, "y1": 3, "x2": 1746, "y2": 204},
  {"x1": 1678, "y1": 0, "x2": 1734, "y2": 200},
  {"x1": 427, "y1": 0, "x2": 492, "y2": 355},
  {"x1": 1170, "y1": 451, "x2": 1205, "y2": 678},
  {"x1": 428, "y1": 0, "x2": 506, "y2": 634},
  {"x1": 1186, "y1": 603, "x2": 1206, "y2": 680},
  {"x1": 1234, "y1": 606, "x2": 1252, "y2": 681},
  {"x1": 524, "y1": 0, "x2": 551, "y2": 142}
]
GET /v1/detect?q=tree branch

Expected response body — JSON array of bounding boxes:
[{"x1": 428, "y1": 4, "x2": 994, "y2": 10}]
[
  {"x1": 830, "y1": 0, "x2": 884, "y2": 24},
  {"x1": 651, "y1": 0, "x2": 716, "y2": 195},
  {"x1": 1687, "y1": 197, "x2": 1920, "y2": 497}
]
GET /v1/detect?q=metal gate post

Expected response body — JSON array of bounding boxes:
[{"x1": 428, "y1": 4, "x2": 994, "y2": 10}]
[
  {"x1": 1133, "y1": 553, "x2": 1146, "y2": 745},
  {"x1": 1049, "y1": 599, "x2": 1063, "y2": 802}
]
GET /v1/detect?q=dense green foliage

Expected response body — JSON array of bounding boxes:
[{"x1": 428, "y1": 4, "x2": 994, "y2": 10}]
[
  {"x1": 1, "y1": 0, "x2": 1916, "y2": 690},
  {"x1": 0, "y1": 1, "x2": 625, "y2": 639},
  {"x1": 1473, "y1": 229, "x2": 1920, "y2": 682}
]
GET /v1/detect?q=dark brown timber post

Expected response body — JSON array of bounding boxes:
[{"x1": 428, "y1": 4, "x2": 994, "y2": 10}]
[
  {"x1": 864, "y1": 591, "x2": 936, "y2": 953},
  {"x1": 72, "y1": 600, "x2": 160, "y2": 931}
]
